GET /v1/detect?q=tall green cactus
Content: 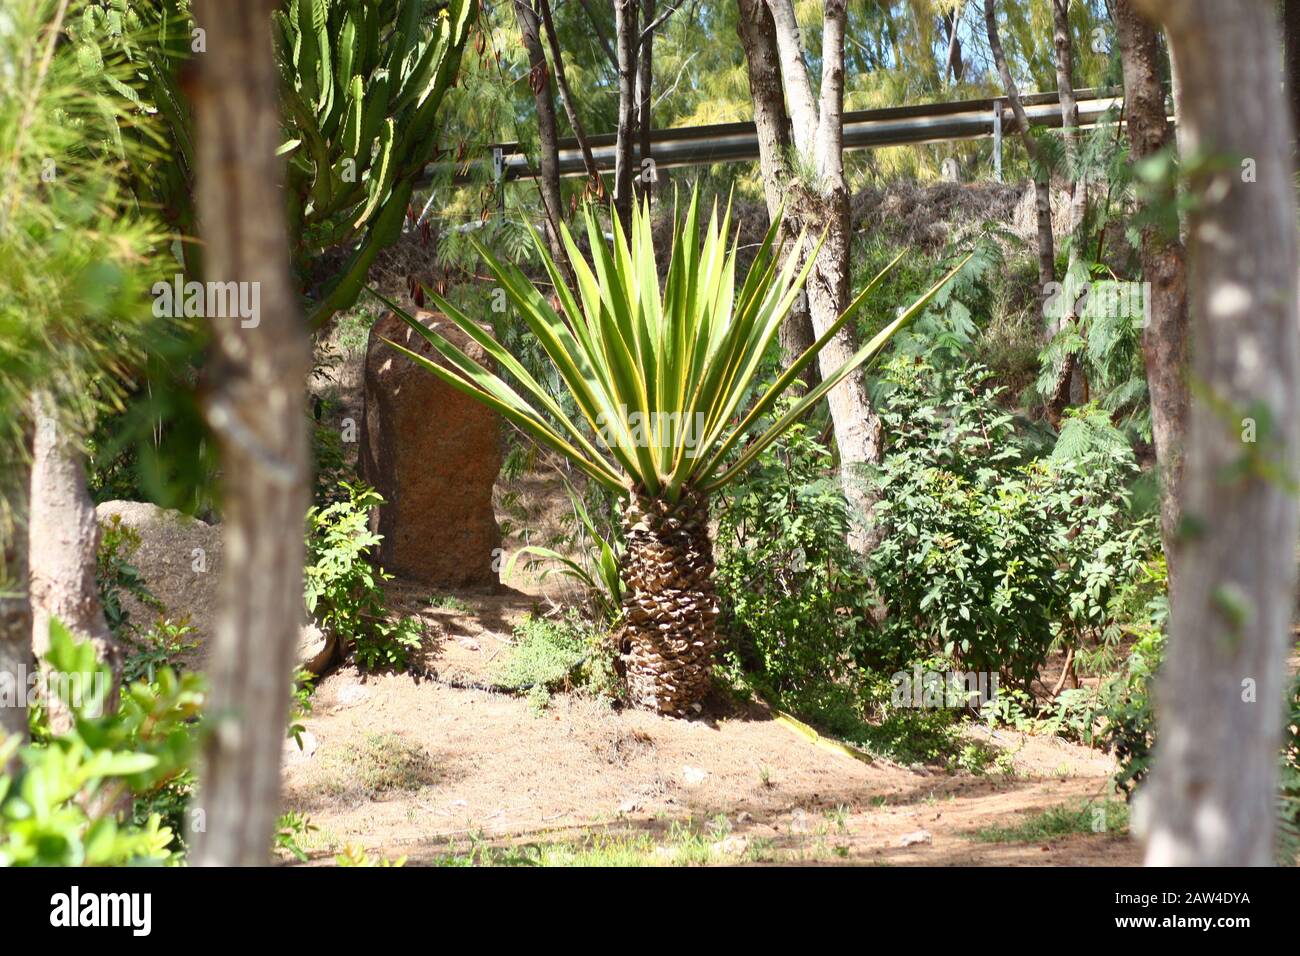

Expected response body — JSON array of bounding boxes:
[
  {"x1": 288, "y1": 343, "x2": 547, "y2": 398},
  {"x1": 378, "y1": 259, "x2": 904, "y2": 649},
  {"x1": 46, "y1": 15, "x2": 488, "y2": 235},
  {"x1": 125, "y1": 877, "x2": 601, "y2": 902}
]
[
  {"x1": 276, "y1": 0, "x2": 479, "y2": 325},
  {"x1": 70, "y1": 0, "x2": 477, "y2": 326}
]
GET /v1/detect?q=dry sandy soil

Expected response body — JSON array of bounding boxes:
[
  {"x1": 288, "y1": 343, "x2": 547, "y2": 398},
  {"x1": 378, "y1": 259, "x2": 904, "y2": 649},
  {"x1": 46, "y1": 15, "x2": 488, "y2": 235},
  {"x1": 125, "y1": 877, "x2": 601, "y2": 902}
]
[
  {"x1": 279, "y1": 579, "x2": 1138, "y2": 867},
  {"x1": 291, "y1": 275, "x2": 1141, "y2": 867}
]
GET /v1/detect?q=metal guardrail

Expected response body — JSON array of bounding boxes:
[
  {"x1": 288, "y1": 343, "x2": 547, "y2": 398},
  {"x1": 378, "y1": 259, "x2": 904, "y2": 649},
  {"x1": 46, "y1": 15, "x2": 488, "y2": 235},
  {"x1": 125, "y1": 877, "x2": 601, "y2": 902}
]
[{"x1": 421, "y1": 87, "x2": 1126, "y2": 187}]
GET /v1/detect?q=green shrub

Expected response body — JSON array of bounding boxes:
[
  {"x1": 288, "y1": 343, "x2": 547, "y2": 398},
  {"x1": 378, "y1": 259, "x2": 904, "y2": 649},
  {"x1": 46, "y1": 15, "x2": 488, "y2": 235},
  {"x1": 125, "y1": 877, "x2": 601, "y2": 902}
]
[
  {"x1": 121, "y1": 617, "x2": 199, "y2": 685},
  {"x1": 864, "y1": 359, "x2": 1157, "y2": 688},
  {"x1": 714, "y1": 409, "x2": 873, "y2": 697},
  {"x1": 1, "y1": 622, "x2": 205, "y2": 866},
  {"x1": 305, "y1": 481, "x2": 424, "y2": 671},
  {"x1": 494, "y1": 611, "x2": 621, "y2": 706}
]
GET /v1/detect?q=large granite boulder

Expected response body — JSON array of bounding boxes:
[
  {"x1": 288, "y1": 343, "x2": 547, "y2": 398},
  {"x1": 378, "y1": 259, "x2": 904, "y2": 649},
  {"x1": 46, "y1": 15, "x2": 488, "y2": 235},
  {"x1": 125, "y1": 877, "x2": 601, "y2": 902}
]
[
  {"x1": 358, "y1": 310, "x2": 503, "y2": 589},
  {"x1": 95, "y1": 501, "x2": 222, "y2": 673},
  {"x1": 95, "y1": 501, "x2": 339, "y2": 674}
]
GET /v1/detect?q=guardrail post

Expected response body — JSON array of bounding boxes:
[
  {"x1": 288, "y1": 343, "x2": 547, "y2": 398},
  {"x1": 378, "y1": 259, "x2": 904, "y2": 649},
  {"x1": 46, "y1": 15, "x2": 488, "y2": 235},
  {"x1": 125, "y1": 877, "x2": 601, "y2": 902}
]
[
  {"x1": 992, "y1": 99, "x2": 1003, "y2": 182},
  {"x1": 492, "y1": 146, "x2": 505, "y2": 215}
]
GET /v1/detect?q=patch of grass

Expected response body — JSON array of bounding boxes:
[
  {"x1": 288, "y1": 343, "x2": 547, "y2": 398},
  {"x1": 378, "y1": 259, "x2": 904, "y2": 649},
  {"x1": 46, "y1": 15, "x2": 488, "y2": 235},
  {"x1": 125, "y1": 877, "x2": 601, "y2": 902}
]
[
  {"x1": 428, "y1": 593, "x2": 473, "y2": 613},
  {"x1": 332, "y1": 305, "x2": 381, "y2": 355},
  {"x1": 323, "y1": 733, "x2": 437, "y2": 800},
  {"x1": 493, "y1": 611, "x2": 621, "y2": 704},
  {"x1": 946, "y1": 740, "x2": 1000, "y2": 775},
  {"x1": 429, "y1": 818, "x2": 768, "y2": 867},
  {"x1": 970, "y1": 800, "x2": 1128, "y2": 844}
]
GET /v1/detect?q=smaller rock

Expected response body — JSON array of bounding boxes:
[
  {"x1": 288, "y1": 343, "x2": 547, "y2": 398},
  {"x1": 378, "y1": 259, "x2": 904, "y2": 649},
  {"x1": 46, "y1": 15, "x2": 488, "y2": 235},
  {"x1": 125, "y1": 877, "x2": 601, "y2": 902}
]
[
  {"x1": 681, "y1": 765, "x2": 708, "y2": 786},
  {"x1": 298, "y1": 622, "x2": 338, "y2": 675},
  {"x1": 283, "y1": 730, "x2": 317, "y2": 766},
  {"x1": 896, "y1": 829, "x2": 932, "y2": 847},
  {"x1": 712, "y1": 835, "x2": 749, "y2": 858},
  {"x1": 336, "y1": 683, "x2": 371, "y2": 707}
]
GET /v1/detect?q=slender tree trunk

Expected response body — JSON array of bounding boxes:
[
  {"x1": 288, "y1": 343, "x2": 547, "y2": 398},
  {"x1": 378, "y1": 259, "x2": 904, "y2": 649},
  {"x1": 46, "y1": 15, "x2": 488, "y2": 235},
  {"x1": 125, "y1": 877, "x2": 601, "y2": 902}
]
[
  {"x1": 514, "y1": 0, "x2": 570, "y2": 271},
  {"x1": 636, "y1": 0, "x2": 655, "y2": 204},
  {"x1": 986, "y1": 0, "x2": 1056, "y2": 325},
  {"x1": 1045, "y1": 0, "x2": 1088, "y2": 425},
  {"x1": 736, "y1": 0, "x2": 818, "y2": 391},
  {"x1": 613, "y1": 0, "x2": 639, "y2": 233},
  {"x1": 577, "y1": 0, "x2": 618, "y2": 68},
  {"x1": 943, "y1": 3, "x2": 965, "y2": 82},
  {"x1": 537, "y1": 0, "x2": 603, "y2": 196},
  {"x1": 761, "y1": 0, "x2": 882, "y2": 554},
  {"x1": 28, "y1": 392, "x2": 119, "y2": 730},
  {"x1": 188, "y1": 0, "x2": 311, "y2": 867},
  {"x1": 0, "y1": 443, "x2": 32, "y2": 757},
  {"x1": 1131, "y1": 0, "x2": 1299, "y2": 867},
  {"x1": 1112, "y1": 0, "x2": 1188, "y2": 596}
]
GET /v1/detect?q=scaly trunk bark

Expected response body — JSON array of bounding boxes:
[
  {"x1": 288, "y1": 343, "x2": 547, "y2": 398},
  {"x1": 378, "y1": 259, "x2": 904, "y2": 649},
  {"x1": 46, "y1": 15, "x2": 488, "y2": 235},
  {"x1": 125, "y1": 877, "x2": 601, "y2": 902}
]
[
  {"x1": 759, "y1": 0, "x2": 881, "y2": 553},
  {"x1": 618, "y1": 492, "x2": 718, "y2": 716},
  {"x1": 1132, "y1": 0, "x2": 1299, "y2": 867},
  {"x1": 0, "y1": 440, "x2": 32, "y2": 757},
  {"x1": 613, "y1": 0, "x2": 639, "y2": 233},
  {"x1": 28, "y1": 392, "x2": 119, "y2": 731},
  {"x1": 188, "y1": 0, "x2": 311, "y2": 867},
  {"x1": 1112, "y1": 0, "x2": 1188, "y2": 597},
  {"x1": 736, "y1": 0, "x2": 819, "y2": 392},
  {"x1": 514, "y1": 0, "x2": 569, "y2": 273}
]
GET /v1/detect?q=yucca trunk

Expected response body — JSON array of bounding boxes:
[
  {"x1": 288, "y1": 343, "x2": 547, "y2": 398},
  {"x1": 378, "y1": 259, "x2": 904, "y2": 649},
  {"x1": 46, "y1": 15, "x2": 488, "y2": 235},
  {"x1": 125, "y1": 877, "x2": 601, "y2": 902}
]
[{"x1": 619, "y1": 491, "x2": 719, "y2": 716}]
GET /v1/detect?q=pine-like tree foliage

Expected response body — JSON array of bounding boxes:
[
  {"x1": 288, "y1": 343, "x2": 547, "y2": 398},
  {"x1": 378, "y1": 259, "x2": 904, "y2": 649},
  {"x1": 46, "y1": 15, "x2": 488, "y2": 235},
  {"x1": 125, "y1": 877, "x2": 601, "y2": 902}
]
[{"x1": 0, "y1": 0, "x2": 163, "y2": 457}]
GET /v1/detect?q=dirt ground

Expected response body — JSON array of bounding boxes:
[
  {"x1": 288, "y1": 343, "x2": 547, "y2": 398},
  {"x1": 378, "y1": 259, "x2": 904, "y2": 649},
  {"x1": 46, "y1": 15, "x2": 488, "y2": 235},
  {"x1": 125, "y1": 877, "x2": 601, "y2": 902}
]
[
  {"x1": 280, "y1": 579, "x2": 1138, "y2": 867},
  {"x1": 291, "y1": 311, "x2": 1142, "y2": 867}
]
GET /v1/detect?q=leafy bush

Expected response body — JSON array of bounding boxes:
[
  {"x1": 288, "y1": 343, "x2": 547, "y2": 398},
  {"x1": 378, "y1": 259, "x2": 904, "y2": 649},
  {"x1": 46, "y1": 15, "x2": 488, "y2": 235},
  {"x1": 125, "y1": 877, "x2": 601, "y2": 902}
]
[
  {"x1": 494, "y1": 611, "x2": 621, "y2": 708},
  {"x1": 122, "y1": 617, "x2": 200, "y2": 685},
  {"x1": 864, "y1": 359, "x2": 1157, "y2": 688},
  {"x1": 715, "y1": 409, "x2": 872, "y2": 697},
  {"x1": 305, "y1": 481, "x2": 424, "y2": 671},
  {"x1": 1, "y1": 622, "x2": 205, "y2": 866}
]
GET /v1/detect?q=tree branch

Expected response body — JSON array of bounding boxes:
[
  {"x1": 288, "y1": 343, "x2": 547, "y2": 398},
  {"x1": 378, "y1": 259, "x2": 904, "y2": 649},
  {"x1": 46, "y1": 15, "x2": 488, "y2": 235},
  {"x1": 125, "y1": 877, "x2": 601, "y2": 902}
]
[{"x1": 763, "y1": 0, "x2": 819, "y2": 156}]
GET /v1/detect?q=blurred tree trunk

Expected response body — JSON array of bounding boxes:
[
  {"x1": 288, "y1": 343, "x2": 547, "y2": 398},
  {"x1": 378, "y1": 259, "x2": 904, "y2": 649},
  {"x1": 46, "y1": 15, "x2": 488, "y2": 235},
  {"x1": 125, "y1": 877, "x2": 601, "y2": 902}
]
[
  {"x1": 736, "y1": 0, "x2": 818, "y2": 393},
  {"x1": 985, "y1": 0, "x2": 1056, "y2": 328},
  {"x1": 1132, "y1": 0, "x2": 1299, "y2": 866},
  {"x1": 28, "y1": 392, "x2": 119, "y2": 730},
  {"x1": 1286, "y1": 0, "x2": 1300, "y2": 146},
  {"x1": 613, "y1": 0, "x2": 639, "y2": 233},
  {"x1": 188, "y1": 0, "x2": 311, "y2": 867},
  {"x1": 1112, "y1": 0, "x2": 1188, "y2": 596},
  {"x1": 755, "y1": 0, "x2": 882, "y2": 554},
  {"x1": 513, "y1": 0, "x2": 570, "y2": 274},
  {"x1": 1044, "y1": 0, "x2": 1087, "y2": 425},
  {"x1": 0, "y1": 443, "x2": 32, "y2": 757}
]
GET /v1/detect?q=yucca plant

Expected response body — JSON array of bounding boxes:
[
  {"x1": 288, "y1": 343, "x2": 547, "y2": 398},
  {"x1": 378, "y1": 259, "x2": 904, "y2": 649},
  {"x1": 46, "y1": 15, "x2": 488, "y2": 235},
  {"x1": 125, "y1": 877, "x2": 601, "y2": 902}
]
[
  {"x1": 373, "y1": 190, "x2": 967, "y2": 715},
  {"x1": 504, "y1": 478, "x2": 625, "y2": 621}
]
